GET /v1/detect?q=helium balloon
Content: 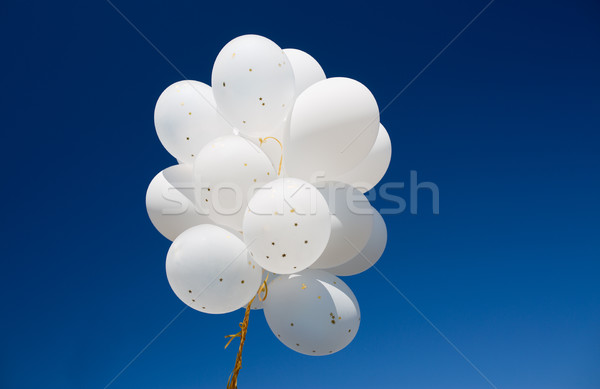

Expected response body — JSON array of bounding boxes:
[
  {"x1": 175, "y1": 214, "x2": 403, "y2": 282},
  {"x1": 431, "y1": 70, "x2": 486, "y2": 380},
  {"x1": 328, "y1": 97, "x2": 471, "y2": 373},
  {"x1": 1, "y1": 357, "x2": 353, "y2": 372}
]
[
  {"x1": 285, "y1": 77, "x2": 379, "y2": 181},
  {"x1": 146, "y1": 164, "x2": 212, "y2": 241},
  {"x1": 263, "y1": 270, "x2": 360, "y2": 356},
  {"x1": 194, "y1": 135, "x2": 276, "y2": 231},
  {"x1": 310, "y1": 182, "x2": 373, "y2": 269},
  {"x1": 166, "y1": 224, "x2": 262, "y2": 314},
  {"x1": 243, "y1": 178, "x2": 331, "y2": 274},
  {"x1": 283, "y1": 48, "x2": 326, "y2": 96},
  {"x1": 155, "y1": 81, "x2": 233, "y2": 164},
  {"x1": 318, "y1": 124, "x2": 391, "y2": 193},
  {"x1": 211, "y1": 35, "x2": 296, "y2": 138},
  {"x1": 328, "y1": 209, "x2": 387, "y2": 276}
]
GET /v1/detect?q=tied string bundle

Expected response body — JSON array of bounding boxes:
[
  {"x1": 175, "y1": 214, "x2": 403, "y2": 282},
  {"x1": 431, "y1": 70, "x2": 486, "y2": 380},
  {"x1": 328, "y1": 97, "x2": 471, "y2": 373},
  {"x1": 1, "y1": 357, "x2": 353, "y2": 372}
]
[
  {"x1": 258, "y1": 137, "x2": 283, "y2": 176},
  {"x1": 224, "y1": 275, "x2": 269, "y2": 389}
]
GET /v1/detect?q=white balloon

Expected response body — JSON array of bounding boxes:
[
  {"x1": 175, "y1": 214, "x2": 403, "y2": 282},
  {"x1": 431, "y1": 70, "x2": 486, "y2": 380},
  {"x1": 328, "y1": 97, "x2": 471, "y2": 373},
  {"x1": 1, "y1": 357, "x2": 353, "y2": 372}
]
[
  {"x1": 212, "y1": 35, "x2": 296, "y2": 137},
  {"x1": 166, "y1": 224, "x2": 262, "y2": 314},
  {"x1": 283, "y1": 48, "x2": 326, "y2": 96},
  {"x1": 146, "y1": 165, "x2": 211, "y2": 241},
  {"x1": 194, "y1": 135, "x2": 276, "y2": 231},
  {"x1": 155, "y1": 81, "x2": 233, "y2": 164},
  {"x1": 328, "y1": 209, "x2": 387, "y2": 276},
  {"x1": 263, "y1": 270, "x2": 360, "y2": 356},
  {"x1": 243, "y1": 178, "x2": 331, "y2": 274},
  {"x1": 310, "y1": 182, "x2": 373, "y2": 269},
  {"x1": 318, "y1": 124, "x2": 391, "y2": 193},
  {"x1": 285, "y1": 77, "x2": 379, "y2": 181}
]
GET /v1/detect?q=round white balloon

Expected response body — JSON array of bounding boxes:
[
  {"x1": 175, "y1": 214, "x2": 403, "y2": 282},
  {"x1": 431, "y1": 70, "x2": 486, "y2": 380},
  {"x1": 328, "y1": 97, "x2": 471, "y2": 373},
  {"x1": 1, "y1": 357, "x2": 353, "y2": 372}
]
[
  {"x1": 243, "y1": 178, "x2": 331, "y2": 274},
  {"x1": 155, "y1": 81, "x2": 233, "y2": 164},
  {"x1": 285, "y1": 77, "x2": 379, "y2": 181},
  {"x1": 194, "y1": 135, "x2": 276, "y2": 231},
  {"x1": 328, "y1": 209, "x2": 387, "y2": 276},
  {"x1": 263, "y1": 270, "x2": 360, "y2": 356},
  {"x1": 318, "y1": 124, "x2": 391, "y2": 193},
  {"x1": 212, "y1": 35, "x2": 296, "y2": 137},
  {"x1": 283, "y1": 48, "x2": 326, "y2": 96},
  {"x1": 146, "y1": 164, "x2": 212, "y2": 241},
  {"x1": 310, "y1": 182, "x2": 373, "y2": 269},
  {"x1": 166, "y1": 224, "x2": 262, "y2": 314}
]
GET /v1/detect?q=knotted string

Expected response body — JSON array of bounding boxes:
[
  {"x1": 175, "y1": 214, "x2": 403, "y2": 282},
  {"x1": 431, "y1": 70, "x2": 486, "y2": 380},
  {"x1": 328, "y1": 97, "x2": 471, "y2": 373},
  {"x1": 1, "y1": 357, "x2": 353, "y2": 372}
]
[
  {"x1": 258, "y1": 137, "x2": 283, "y2": 176},
  {"x1": 224, "y1": 275, "x2": 269, "y2": 389}
]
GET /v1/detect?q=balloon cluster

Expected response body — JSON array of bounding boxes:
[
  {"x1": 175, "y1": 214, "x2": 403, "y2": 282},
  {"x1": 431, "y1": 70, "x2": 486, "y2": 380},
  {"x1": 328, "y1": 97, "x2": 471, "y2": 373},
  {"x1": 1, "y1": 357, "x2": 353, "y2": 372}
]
[{"x1": 147, "y1": 35, "x2": 391, "y2": 357}]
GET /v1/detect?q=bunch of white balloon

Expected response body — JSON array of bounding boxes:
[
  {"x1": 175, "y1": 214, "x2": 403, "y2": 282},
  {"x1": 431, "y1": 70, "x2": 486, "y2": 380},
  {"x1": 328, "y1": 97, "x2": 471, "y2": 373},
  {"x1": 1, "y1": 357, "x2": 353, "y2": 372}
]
[{"x1": 147, "y1": 35, "x2": 391, "y2": 359}]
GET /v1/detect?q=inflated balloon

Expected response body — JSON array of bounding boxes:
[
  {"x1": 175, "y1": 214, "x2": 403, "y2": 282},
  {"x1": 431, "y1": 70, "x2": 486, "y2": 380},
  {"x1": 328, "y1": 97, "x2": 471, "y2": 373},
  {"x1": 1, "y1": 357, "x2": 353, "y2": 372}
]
[
  {"x1": 285, "y1": 77, "x2": 380, "y2": 181},
  {"x1": 212, "y1": 35, "x2": 296, "y2": 138},
  {"x1": 243, "y1": 178, "x2": 331, "y2": 274},
  {"x1": 146, "y1": 164, "x2": 212, "y2": 241},
  {"x1": 263, "y1": 270, "x2": 360, "y2": 356},
  {"x1": 310, "y1": 182, "x2": 373, "y2": 269},
  {"x1": 166, "y1": 224, "x2": 262, "y2": 314},
  {"x1": 328, "y1": 209, "x2": 387, "y2": 276},
  {"x1": 155, "y1": 81, "x2": 233, "y2": 164},
  {"x1": 194, "y1": 135, "x2": 276, "y2": 231},
  {"x1": 283, "y1": 48, "x2": 326, "y2": 96},
  {"x1": 319, "y1": 124, "x2": 391, "y2": 193}
]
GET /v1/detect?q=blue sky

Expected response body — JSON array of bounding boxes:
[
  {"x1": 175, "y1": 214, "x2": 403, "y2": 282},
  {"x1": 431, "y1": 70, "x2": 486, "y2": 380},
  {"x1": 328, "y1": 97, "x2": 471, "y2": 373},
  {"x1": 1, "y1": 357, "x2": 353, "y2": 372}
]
[{"x1": 1, "y1": 0, "x2": 599, "y2": 388}]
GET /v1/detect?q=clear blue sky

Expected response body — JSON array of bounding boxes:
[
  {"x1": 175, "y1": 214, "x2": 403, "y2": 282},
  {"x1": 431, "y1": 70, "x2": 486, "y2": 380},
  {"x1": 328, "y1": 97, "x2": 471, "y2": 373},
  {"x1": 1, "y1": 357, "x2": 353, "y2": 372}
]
[{"x1": 1, "y1": 0, "x2": 599, "y2": 388}]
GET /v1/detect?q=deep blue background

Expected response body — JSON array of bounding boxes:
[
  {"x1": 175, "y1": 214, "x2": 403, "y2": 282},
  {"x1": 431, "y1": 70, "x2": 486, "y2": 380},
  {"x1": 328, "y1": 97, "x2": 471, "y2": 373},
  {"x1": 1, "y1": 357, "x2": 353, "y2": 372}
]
[{"x1": 1, "y1": 0, "x2": 599, "y2": 388}]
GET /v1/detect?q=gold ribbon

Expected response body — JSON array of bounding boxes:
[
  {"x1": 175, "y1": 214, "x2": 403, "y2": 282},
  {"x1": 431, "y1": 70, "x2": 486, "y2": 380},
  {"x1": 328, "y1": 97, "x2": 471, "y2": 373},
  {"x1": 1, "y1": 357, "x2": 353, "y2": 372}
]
[
  {"x1": 224, "y1": 275, "x2": 269, "y2": 389},
  {"x1": 258, "y1": 137, "x2": 283, "y2": 176}
]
